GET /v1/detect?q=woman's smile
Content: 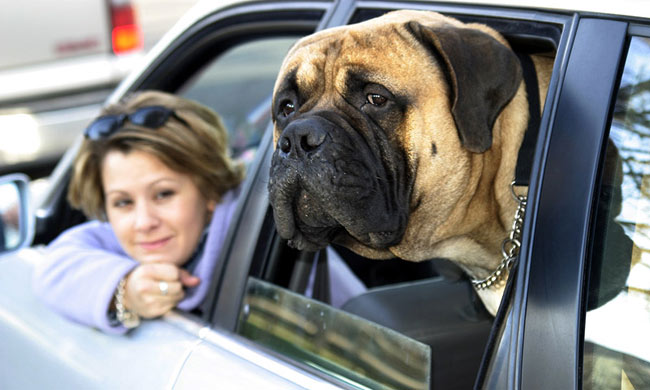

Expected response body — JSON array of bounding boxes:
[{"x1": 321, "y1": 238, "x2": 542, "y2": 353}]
[{"x1": 137, "y1": 236, "x2": 173, "y2": 251}]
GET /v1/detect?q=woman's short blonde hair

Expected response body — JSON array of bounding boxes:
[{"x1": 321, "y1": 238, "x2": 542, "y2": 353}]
[{"x1": 68, "y1": 90, "x2": 245, "y2": 220}]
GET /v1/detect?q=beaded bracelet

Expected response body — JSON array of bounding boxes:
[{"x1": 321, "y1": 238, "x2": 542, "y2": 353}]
[{"x1": 114, "y1": 277, "x2": 140, "y2": 329}]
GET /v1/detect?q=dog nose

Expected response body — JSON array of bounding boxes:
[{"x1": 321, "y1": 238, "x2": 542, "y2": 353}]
[{"x1": 278, "y1": 121, "x2": 327, "y2": 157}]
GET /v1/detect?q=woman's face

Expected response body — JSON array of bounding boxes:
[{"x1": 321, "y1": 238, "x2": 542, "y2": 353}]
[{"x1": 102, "y1": 149, "x2": 216, "y2": 266}]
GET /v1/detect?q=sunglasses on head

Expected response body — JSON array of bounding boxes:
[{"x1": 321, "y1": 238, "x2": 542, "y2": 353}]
[{"x1": 84, "y1": 105, "x2": 186, "y2": 140}]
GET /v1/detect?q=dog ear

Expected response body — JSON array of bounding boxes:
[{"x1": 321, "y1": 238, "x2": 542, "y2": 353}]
[{"x1": 408, "y1": 22, "x2": 522, "y2": 153}]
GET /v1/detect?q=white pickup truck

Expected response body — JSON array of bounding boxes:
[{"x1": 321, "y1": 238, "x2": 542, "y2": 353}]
[{"x1": 0, "y1": 0, "x2": 144, "y2": 177}]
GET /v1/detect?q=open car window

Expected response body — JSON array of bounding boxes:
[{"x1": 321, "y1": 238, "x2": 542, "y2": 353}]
[{"x1": 584, "y1": 35, "x2": 650, "y2": 389}]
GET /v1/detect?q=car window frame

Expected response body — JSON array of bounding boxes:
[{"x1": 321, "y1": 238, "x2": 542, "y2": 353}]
[{"x1": 515, "y1": 17, "x2": 629, "y2": 390}]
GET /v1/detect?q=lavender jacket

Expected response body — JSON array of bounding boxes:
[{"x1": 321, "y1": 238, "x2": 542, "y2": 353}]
[{"x1": 32, "y1": 188, "x2": 240, "y2": 334}]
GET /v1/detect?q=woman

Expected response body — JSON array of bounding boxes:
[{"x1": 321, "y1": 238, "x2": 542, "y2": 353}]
[{"x1": 33, "y1": 91, "x2": 245, "y2": 334}]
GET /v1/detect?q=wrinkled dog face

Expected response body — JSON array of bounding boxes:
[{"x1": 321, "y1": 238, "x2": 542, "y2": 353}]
[
  {"x1": 268, "y1": 10, "x2": 522, "y2": 261},
  {"x1": 269, "y1": 20, "x2": 418, "y2": 255},
  {"x1": 269, "y1": 68, "x2": 412, "y2": 253}
]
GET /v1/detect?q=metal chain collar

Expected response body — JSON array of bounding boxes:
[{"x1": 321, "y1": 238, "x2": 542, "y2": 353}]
[{"x1": 472, "y1": 182, "x2": 527, "y2": 290}]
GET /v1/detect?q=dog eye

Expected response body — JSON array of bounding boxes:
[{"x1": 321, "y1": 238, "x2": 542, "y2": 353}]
[
  {"x1": 280, "y1": 100, "x2": 296, "y2": 117},
  {"x1": 367, "y1": 93, "x2": 387, "y2": 106}
]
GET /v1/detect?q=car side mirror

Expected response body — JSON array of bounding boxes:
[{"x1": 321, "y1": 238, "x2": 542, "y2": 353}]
[{"x1": 0, "y1": 174, "x2": 34, "y2": 253}]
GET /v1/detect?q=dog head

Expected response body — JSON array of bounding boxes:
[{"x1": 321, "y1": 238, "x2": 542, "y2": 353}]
[{"x1": 268, "y1": 10, "x2": 526, "y2": 265}]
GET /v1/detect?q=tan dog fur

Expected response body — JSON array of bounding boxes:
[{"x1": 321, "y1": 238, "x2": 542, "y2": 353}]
[{"x1": 272, "y1": 10, "x2": 553, "y2": 314}]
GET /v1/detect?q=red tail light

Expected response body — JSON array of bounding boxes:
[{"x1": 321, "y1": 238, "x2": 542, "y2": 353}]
[{"x1": 110, "y1": 2, "x2": 142, "y2": 54}]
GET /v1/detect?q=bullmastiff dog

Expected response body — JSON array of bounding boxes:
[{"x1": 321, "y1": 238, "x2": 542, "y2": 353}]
[{"x1": 268, "y1": 10, "x2": 553, "y2": 315}]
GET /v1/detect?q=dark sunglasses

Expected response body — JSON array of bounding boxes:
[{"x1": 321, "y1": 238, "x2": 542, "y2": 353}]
[{"x1": 84, "y1": 105, "x2": 186, "y2": 140}]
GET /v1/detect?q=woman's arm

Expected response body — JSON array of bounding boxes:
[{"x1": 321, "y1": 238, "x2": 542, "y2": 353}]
[{"x1": 32, "y1": 221, "x2": 137, "y2": 334}]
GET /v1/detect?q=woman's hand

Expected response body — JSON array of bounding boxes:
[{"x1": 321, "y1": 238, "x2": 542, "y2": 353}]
[{"x1": 121, "y1": 263, "x2": 200, "y2": 319}]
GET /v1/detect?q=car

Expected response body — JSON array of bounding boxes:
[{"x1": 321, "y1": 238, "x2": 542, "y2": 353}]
[
  {"x1": 1, "y1": 0, "x2": 649, "y2": 388},
  {"x1": 0, "y1": 0, "x2": 144, "y2": 178}
]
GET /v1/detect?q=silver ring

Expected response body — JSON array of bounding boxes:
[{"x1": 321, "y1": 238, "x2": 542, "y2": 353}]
[{"x1": 159, "y1": 281, "x2": 169, "y2": 296}]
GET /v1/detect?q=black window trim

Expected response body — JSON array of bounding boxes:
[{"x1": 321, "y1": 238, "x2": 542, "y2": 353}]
[{"x1": 518, "y1": 17, "x2": 628, "y2": 390}]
